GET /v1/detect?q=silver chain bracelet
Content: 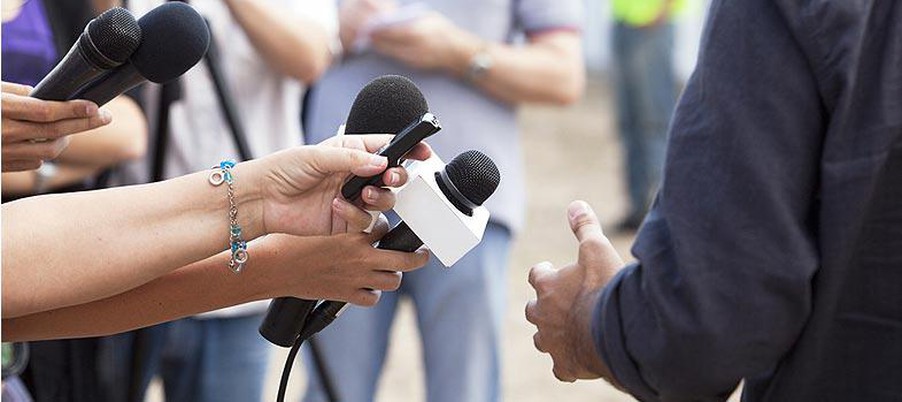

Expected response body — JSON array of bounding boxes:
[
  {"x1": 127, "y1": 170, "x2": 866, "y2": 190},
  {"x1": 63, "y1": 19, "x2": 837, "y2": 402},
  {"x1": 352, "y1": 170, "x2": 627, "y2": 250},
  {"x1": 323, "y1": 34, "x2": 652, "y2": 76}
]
[{"x1": 209, "y1": 160, "x2": 248, "y2": 273}]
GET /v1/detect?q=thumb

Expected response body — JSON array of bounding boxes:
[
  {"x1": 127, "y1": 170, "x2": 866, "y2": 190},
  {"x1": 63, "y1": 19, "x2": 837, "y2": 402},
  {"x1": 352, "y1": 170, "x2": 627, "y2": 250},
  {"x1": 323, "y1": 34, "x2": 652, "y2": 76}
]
[
  {"x1": 567, "y1": 201, "x2": 622, "y2": 282},
  {"x1": 306, "y1": 146, "x2": 388, "y2": 178}
]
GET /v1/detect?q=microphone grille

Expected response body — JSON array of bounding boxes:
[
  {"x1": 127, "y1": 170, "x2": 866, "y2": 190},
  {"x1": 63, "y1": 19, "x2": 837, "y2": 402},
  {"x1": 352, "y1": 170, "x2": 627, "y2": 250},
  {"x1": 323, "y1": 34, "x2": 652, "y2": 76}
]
[
  {"x1": 445, "y1": 150, "x2": 500, "y2": 207},
  {"x1": 88, "y1": 7, "x2": 141, "y2": 65}
]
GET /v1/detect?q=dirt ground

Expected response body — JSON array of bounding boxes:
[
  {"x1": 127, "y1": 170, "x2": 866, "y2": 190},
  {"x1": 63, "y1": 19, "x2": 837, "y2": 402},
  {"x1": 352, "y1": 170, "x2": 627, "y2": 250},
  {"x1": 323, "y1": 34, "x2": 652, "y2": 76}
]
[{"x1": 148, "y1": 78, "x2": 740, "y2": 401}]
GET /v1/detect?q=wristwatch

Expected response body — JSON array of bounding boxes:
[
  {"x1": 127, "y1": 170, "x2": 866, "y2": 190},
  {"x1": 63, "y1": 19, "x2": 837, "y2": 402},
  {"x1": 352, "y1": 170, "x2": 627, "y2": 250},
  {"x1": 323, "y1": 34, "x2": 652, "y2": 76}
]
[
  {"x1": 465, "y1": 48, "x2": 494, "y2": 82},
  {"x1": 33, "y1": 161, "x2": 58, "y2": 194}
]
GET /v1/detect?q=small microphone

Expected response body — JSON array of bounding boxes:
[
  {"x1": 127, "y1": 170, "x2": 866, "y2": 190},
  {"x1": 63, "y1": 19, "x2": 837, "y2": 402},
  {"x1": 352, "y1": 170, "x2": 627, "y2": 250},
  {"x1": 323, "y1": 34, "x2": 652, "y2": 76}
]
[
  {"x1": 299, "y1": 151, "x2": 501, "y2": 341},
  {"x1": 30, "y1": 7, "x2": 141, "y2": 101},
  {"x1": 70, "y1": 2, "x2": 210, "y2": 107}
]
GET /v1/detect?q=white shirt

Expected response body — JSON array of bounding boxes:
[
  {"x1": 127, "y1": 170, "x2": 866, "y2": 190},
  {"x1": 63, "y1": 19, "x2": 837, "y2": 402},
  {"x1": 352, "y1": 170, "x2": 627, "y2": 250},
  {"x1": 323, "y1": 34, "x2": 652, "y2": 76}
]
[{"x1": 115, "y1": 0, "x2": 337, "y2": 318}]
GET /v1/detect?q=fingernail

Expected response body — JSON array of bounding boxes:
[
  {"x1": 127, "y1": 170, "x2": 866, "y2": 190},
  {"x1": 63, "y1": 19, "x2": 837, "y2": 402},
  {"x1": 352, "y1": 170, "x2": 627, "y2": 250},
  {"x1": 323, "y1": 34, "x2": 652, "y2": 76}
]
[
  {"x1": 84, "y1": 102, "x2": 99, "y2": 116},
  {"x1": 365, "y1": 188, "x2": 378, "y2": 202},
  {"x1": 98, "y1": 108, "x2": 112, "y2": 123},
  {"x1": 568, "y1": 201, "x2": 588, "y2": 220},
  {"x1": 369, "y1": 155, "x2": 388, "y2": 168},
  {"x1": 388, "y1": 171, "x2": 400, "y2": 185}
]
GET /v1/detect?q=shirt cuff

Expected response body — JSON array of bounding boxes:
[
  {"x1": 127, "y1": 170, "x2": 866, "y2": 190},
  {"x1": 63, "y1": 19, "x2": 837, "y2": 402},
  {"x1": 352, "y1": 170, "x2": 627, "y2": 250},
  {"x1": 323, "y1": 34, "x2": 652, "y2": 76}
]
[{"x1": 593, "y1": 263, "x2": 659, "y2": 401}]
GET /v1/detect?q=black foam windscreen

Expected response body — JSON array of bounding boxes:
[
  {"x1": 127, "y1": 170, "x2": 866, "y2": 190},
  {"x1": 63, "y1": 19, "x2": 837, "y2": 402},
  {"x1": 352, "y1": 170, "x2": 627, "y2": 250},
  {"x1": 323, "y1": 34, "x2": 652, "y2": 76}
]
[
  {"x1": 345, "y1": 75, "x2": 428, "y2": 134},
  {"x1": 86, "y1": 7, "x2": 141, "y2": 67},
  {"x1": 445, "y1": 150, "x2": 500, "y2": 206},
  {"x1": 131, "y1": 2, "x2": 210, "y2": 83}
]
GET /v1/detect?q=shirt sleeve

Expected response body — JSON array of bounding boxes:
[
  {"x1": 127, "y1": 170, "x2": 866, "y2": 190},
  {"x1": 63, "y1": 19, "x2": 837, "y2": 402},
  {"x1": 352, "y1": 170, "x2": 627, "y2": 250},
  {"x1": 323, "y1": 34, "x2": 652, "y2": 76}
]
[
  {"x1": 514, "y1": 0, "x2": 584, "y2": 34},
  {"x1": 593, "y1": 0, "x2": 826, "y2": 400}
]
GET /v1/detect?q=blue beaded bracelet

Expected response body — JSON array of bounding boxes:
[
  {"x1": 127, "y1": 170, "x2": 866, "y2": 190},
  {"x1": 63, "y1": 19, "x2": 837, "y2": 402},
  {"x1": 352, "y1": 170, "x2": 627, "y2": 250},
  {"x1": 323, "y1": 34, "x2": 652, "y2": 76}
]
[{"x1": 210, "y1": 160, "x2": 248, "y2": 273}]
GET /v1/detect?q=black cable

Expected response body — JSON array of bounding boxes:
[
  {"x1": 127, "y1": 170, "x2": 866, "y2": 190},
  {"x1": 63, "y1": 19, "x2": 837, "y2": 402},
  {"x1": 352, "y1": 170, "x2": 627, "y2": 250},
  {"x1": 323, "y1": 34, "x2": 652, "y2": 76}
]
[{"x1": 276, "y1": 336, "x2": 303, "y2": 402}]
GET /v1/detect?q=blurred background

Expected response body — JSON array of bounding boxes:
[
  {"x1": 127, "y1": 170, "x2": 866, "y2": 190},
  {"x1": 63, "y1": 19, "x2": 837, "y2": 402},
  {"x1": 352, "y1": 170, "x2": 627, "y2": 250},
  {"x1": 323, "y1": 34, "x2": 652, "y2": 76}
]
[{"x1": 2, "y1": 0, "x2": 724, "y2": 401}]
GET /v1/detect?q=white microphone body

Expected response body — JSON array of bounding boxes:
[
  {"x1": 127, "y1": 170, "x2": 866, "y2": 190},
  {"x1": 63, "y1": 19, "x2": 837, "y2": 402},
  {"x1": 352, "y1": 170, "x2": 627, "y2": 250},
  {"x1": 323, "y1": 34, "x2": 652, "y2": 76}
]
[{"x1": 392, "y1": 155, "x2": 490, "y2": 266}]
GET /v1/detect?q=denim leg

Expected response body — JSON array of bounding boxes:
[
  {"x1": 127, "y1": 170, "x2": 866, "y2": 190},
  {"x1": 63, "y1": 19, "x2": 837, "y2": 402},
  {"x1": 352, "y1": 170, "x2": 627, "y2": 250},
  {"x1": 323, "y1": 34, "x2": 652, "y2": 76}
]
[
  {"x1": 404, "y1": 223, "x2": 512, "y2": 402},
  {"x1": 302, "y1": 291, "x2": 401, "y2": 402},
  {"x1": 161, "y1": 315, "x2": 270, "y2": 402},
  {"x1": 613, "y1": 22, "x2": 677, "y2": 215}
]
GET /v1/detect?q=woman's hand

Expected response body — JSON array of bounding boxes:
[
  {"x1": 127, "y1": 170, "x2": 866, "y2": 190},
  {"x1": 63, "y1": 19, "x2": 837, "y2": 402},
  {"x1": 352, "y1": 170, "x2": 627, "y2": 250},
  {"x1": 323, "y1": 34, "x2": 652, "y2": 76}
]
[
  {"x1": 1, "y1": 82, "x2": 111, "y2": 172},
  {"x1": 251, "y1": 134, "x2": 431, "y2": 237},
  {"x1": 261, "y1": 217, "x2": 429, "y2": 306}
]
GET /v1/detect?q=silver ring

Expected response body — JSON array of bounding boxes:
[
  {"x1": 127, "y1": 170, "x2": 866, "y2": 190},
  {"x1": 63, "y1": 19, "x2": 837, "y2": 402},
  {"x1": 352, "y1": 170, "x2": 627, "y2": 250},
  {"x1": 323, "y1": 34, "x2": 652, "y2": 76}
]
[
  {"x1": 209, "y1": 171, "x2": 225, "y2": 186},
  {"x1": 234, "y1": 249, "x2": 249, "y2": 264}
]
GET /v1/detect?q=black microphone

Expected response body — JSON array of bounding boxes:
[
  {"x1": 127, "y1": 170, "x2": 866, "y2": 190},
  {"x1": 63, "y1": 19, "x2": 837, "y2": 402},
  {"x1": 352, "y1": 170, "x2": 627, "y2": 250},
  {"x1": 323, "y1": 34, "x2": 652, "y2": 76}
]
[
  {"x1": 70, "y1": 2, "x2": 210, "y2": 107},
  {"x1": 258, "y1": 75, "x2": 430, "y2": 348},
  {"x1": 30, "y1": 7, "x2": 141, "y2": 101},
  {"x1": 298, "y1": 151, "x2": 501, "y2": 341}
]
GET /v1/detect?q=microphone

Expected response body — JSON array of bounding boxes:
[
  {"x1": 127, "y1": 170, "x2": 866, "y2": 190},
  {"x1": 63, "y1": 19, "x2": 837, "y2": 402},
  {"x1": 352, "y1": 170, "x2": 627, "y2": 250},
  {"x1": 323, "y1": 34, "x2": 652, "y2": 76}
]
[
  {"x1": 70, "y1": 2, "x2": 211, "y2": 107},
  {"x1": 296, "y1": 150, "x2": 501, "y2": 341},
  {"x1": 259, "y1": 75, "x2": 433, "y2": 347},
  {"x1": 30, "y1": 7, "x2": 141, "y2": 101}
]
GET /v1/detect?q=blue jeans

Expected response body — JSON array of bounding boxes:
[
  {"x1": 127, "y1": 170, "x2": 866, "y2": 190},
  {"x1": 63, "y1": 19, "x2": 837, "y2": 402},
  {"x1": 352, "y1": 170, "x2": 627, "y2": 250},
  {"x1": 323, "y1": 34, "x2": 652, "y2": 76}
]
[
  {"x1": 99, "y1": 314, "x2": 270, "y2": 402},
  {"x1": 613, "y1": 22, "x2": 677, "y2": 215},
  {"x1": 302, "y1": 223, "x2": 512, "y2": 402}
]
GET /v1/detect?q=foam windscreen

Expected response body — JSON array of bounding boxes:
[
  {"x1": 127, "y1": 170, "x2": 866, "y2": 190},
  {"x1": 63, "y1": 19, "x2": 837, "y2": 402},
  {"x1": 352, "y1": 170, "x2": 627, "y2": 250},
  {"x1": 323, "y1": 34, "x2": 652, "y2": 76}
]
[
  {"x1": 130, "y1": 2, "x2": 210, "y2": 83},
  {"x1": 345, "y1": 75, "x2": 428, "y2": 134}
]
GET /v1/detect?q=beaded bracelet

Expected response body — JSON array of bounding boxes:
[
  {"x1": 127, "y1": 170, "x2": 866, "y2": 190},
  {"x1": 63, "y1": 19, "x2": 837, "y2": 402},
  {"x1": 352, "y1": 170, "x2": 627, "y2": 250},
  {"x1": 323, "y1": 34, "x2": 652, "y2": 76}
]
[{"x1": 209, "y1": 160, "x2": 248, "y2": 273}]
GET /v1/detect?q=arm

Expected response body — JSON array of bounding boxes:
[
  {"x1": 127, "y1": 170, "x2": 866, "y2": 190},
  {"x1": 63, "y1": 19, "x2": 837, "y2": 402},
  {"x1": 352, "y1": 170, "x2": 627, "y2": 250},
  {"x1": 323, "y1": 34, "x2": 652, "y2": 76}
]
[
  {"x1": 592, "y1": 1, "x2": 824, "y2": 399},
  {"x1": 2, "y1": 230, "x2": 429, "y2": 341},
  {"x1": 2, "y1": 95, "x2": 148, "y2": 196},
  {"x1": 528, "y1": 1, "x2": 825, "y2": 399},
  {"x1": 53, "y1": 95, "x2": 147, "y2": 167},
  {"x1": 369, "y1": 15, "x2": 585, "y2": 105},
  {"x1": 2, "y1": 135, "x2": 430, "y2": 318},
  {"x1": 223, "y1": 0, "x2": 333, "y2": 83}
]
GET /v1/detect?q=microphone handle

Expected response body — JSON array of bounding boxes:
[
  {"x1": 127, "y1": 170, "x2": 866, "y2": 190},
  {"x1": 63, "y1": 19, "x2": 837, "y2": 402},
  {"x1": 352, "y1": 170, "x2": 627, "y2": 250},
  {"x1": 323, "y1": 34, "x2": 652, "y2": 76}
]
[
  {"x1": 259, "y1": 298, "x2": 318, "y2": 347},
  {"x1": 376, "y1": 221, "x2": 424, "y2": 252},
  {"x1": 31, "y1": 45, "x2": 106, "y2": 101},
  {"x1": 295, "y1": 221, "x2": 424, "y2": 342},
  {"x1": 69, "y1": 63, "x2": 145, "y2": 106}
]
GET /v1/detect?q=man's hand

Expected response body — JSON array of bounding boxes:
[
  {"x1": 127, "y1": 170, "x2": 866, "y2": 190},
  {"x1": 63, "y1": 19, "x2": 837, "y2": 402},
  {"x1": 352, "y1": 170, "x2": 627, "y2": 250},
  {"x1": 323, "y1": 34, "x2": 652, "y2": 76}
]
[
  {"x1": 525, "y1": 200, "x2": 624, "y2": 384},
  {"x1": 1, "y1": 82, "x2": 111, "y2": 172},
  {"x1": 370, "y1": 12, "x2": 481, "y2": 72}
]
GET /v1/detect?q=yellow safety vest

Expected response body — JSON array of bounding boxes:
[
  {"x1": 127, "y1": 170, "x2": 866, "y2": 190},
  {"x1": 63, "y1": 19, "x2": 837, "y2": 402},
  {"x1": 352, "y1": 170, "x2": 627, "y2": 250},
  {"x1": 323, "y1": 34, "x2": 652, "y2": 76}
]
[{"x1": 612, "y1": 0, "x2": 688, "y2": 26}]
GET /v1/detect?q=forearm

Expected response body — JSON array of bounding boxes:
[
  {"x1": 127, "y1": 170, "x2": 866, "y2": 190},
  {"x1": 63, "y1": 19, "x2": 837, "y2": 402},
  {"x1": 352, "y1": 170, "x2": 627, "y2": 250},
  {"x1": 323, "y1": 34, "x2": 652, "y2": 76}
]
[
  {"x1": 54, "y1": 96, "x2": 147, "y2": 167},
  {"x1": 2, "y1": 248, "x2": 273, "y2": 341},
  {"x1": 2, "y1": 164, "x2": 101, "y2": 196},
  {"x1": 224, "y1": 0, "x2": 332, "y2": 82},
  {"x1": 1, "y1": 160, "x2": 265, "y2": 318},
  {"x1": 449, "y1": 32, "x2": 585, "y2": 105}
]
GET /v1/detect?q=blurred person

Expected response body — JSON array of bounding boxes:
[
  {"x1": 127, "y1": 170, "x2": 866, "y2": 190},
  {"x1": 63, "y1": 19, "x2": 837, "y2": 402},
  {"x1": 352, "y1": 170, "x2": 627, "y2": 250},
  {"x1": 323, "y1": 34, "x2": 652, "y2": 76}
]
[
  {"x1": 526, "y1": 1, "x2": 902, "y2": 401},
  {"x1": 2, "y1": 2, "x2": 147, "y2": 400},
  {"x1": 301, "y1": 1, "x2": 584, "y2": 401},
  {"x1": 610, "y1": 0, "x2": 683, "y2": 231},
  {"x1": 0, "y1": 1, "x2": 118, "y2": 173},
  {"x1": 102, "y1": 1, "x2": 340, "y2": 401}
]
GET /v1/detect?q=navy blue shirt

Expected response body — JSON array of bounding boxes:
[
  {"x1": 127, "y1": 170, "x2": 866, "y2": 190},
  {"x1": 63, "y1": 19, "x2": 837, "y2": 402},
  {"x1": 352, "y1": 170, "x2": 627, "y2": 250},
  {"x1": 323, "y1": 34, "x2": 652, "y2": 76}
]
[{"x1": 593, "y1": 0, "x2": 902, "y2": 400}]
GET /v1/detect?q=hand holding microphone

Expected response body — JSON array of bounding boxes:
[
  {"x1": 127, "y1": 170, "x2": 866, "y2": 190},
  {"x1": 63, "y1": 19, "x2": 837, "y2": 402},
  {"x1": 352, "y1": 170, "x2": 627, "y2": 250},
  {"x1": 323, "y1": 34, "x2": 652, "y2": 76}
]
[{"x1": 1, "y1": 82, "x2": 111, "y2": 172}]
